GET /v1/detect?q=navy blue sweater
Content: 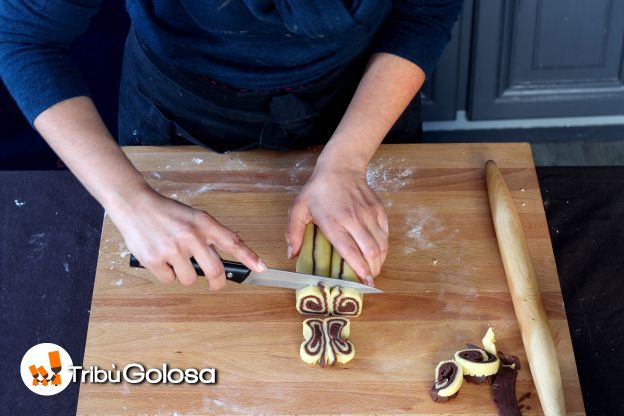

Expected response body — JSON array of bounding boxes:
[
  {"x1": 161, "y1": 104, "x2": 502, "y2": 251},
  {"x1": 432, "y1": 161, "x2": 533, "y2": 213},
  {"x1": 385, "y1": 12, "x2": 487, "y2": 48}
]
[{"x1": 0, "y1": 0, "x2": 462, "y2": 124}]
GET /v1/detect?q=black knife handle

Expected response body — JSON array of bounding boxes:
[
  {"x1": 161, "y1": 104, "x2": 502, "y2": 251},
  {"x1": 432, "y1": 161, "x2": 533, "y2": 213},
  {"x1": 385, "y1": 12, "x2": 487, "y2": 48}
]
[{"x1": 129, "y1": 255, "x2": 251, "y2": 284}]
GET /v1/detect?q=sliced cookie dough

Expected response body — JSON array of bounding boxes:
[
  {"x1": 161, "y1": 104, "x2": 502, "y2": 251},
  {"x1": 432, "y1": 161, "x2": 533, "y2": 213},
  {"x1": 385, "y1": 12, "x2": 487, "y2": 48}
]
[
  {"x1": 300, "y1": 318, "x2": 326, "y2": 366},
  {"x1": 430, "y1": 360, "x2": 463, "y2": 402},
  {"x1": 329, "y1": 286, "x2": 363, "y2": 317},
  {"x1": 296, "y1": 283, "x2": 331, "y2": 315},
  {"x1": 295, "y1": 284, "x2": 363, "y2": 317},
  {"x1": 300, "y1": 317, "x2": 354, "y2": 367}
]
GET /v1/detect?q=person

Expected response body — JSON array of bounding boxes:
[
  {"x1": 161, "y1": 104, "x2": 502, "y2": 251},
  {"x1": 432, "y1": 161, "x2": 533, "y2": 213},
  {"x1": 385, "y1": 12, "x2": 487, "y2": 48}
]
[{"x1": 0, "y1": 0, "x2": 462, "y2": 290}]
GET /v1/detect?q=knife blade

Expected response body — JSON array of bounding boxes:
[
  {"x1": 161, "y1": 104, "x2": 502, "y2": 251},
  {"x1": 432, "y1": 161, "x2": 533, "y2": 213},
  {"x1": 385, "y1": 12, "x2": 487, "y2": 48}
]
[{"x1": 129, "y1": 255, "x2": 381, "y2": 294}]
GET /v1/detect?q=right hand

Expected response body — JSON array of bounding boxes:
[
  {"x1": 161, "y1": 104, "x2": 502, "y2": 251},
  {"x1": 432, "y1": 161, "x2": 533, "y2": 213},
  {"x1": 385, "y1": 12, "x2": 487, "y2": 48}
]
[{"x1": 107, "y1": 186, "x2": 267, "y2": 289}]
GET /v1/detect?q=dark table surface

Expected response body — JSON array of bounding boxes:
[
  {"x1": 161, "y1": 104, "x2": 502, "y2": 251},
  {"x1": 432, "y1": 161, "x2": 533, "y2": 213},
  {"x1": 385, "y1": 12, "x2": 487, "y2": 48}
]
[{"x1": 1, "y1": 167, "x2": 623, "y2": 415}]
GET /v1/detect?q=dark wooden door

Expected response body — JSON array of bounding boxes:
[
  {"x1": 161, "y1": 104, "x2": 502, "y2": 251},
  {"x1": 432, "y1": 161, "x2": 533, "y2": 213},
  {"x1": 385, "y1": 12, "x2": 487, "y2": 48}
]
[
  {"x1": 421, "y1": 0, "x2": 473, "y2": 121},
  {"x1": 468, "y1": 0, "x2": 624, "y2": 120}
]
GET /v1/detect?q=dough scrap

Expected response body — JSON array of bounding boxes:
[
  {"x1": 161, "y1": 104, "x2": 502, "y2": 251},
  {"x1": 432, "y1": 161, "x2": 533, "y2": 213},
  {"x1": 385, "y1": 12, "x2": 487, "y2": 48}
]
[
  {"x1": 454, "y1": 327, "x2": 500, "y2": 383},
  {"x1": 430, "y1": 360, "x2": 463, "y2": 401}
]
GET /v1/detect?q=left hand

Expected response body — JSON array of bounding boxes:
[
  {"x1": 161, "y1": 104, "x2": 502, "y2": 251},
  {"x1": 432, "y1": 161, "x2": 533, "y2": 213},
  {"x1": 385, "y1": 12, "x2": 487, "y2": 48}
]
[{"x1": 285, "y1": 161, "x2": 389, "y2": 285}]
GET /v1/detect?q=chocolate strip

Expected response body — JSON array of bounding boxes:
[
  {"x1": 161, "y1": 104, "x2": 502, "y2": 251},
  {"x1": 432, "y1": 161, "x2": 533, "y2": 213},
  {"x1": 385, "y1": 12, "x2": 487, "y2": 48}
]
[
  {"x1": 498, "y1": 351, "x2": 521, "y2": 370},
  {"x1": 312, "y1": 225, "x2": 318, "y2": 275},
  {"x1": 492, "y1": 366, "x2": 522, "y2": 416},
  {"x1": 338, "y1": 258, "x2": 345, "y2": 279}
]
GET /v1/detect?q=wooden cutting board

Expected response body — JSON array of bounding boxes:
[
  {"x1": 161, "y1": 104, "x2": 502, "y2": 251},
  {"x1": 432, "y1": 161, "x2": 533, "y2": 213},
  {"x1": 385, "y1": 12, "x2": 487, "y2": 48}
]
[{"x1": 77, "y1": 144, "x2": 584, "y2": 415}]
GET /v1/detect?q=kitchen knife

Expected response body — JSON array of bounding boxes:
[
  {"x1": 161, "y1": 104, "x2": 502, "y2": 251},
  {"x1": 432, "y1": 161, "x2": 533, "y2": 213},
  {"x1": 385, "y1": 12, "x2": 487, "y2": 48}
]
[{"x1": 129, "y1": 255, "x2": 381, "y2": 294}]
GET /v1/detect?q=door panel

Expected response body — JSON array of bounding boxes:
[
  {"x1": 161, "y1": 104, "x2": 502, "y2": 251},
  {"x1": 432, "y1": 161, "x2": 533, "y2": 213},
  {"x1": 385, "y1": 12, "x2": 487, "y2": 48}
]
[{"x1": 469, "y1": 0, "x2": 624, "y2": 120}]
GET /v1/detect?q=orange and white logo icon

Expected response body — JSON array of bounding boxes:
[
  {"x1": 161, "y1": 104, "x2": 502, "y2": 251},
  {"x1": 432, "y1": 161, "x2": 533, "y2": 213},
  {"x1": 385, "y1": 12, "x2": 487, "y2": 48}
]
[{"x1": 20, "y1": 343, "x2": 73, "y2": 396}]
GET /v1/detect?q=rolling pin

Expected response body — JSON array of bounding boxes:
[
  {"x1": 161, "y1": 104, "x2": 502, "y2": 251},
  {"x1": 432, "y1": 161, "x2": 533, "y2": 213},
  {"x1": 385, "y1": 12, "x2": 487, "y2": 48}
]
[{"x1": 485, "y1": 160, "x2": 566, "y2": 416}]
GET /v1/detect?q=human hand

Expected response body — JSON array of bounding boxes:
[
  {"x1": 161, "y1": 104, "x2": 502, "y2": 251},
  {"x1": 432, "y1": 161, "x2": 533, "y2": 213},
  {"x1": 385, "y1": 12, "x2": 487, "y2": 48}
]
[
  {"x1": 285, "y1": 161, "x2": 388, "y2": 286},
  {"x1": 108, "y1": 186, "x2": 266, "y2": 289}
]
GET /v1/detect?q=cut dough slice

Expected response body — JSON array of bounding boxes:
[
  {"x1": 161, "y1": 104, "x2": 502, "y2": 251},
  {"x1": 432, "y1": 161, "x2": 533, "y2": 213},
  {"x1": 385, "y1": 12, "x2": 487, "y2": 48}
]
[
  {"x1": 299, "y1": 317, "x2": 354, "y2": 367},
  {"x1": 295, "y1": 284, "x2": 331, "y2": 315},
  {"x1": 328, "y1": 286, "x2": 363, "y2": 317}
]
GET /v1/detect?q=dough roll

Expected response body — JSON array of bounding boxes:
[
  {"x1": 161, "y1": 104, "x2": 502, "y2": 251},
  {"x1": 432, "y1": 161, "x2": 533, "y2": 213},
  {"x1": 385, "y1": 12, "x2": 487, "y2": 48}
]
[
  {"x1": 330, "y1": 249, "x2": 359, "y2": 282},
  {"x1": 296, "y1": 223, "x2": 332, "y2": 277}
]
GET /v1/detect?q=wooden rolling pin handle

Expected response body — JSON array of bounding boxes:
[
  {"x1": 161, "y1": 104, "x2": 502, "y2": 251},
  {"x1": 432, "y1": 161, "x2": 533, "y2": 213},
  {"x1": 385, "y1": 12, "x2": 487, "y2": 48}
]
[{"x1": 485, "y1": 160, "x2": 566, "y2": 416}]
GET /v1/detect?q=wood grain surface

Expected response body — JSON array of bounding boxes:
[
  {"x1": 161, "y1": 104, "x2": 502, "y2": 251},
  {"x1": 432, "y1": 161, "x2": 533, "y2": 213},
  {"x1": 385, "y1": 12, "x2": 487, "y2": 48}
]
[{"x1": 77, "y1": 144, "x2": 584, "y2": 415}]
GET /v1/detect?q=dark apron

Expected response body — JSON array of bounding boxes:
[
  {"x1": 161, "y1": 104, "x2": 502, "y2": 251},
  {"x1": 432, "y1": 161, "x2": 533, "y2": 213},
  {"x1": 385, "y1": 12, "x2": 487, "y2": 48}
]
[{"x1": 118, "y1": 27, "x2": 421, "y2": 152}]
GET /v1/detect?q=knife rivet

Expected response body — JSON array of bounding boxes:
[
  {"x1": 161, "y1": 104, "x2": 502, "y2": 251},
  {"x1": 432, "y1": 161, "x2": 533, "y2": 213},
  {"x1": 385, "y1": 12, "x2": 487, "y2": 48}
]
[{"x1": 226, "y1": 272, "x2": 233, "y2": 278}]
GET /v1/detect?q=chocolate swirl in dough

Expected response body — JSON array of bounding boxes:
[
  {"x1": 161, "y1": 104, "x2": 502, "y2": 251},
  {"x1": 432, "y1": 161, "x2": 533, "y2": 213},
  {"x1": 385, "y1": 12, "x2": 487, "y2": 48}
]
[
  {"x1": 300, "y1": 318, "x2": 326, "y2": 366},
  {"x1": 296, "y1": 284, "x2": 331, "y2": 315},
  {"x1": 324, "y1": 317, "x2": 354, "y2": 366},
  {"x1": 296, "y1": 284, "x2": 363, "y2": 317},
  {"x1": 300, "y1": 317, "x2": 354, "y2": 367},
  {"x1": 329, "y1": 286, "x2": 363, "y2": 317}
]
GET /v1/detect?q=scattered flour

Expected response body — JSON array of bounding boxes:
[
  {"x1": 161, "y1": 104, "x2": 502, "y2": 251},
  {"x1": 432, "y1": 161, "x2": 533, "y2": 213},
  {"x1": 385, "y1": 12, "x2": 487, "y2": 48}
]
[
  {"x1": 192, "y1": 157, "x2": 204, "y2": 165},
  {"x1": 403, "y1": 207, "x2": 445, "y2": 254},
  {"x1": 14, "y1": 199, "x2": 26, "y2": 207},
  {"x1": 289, "y1": 154, "x2": 312, "y2": 183},
  {"x1": 112, "y1": 278, "x2": 124, "y2": 287},
  {"x1": 188, "y1": 182, "x2": 297, "y2": 195},
  {"x1": 150, "y1": 172, "x2": 161, "y2": 179},
  {"x1": 62, "y1": 261, "x2": 70, "y2": 273},
  {"x1": 118, "y1": 243, "x2": 130, "y2": 258},
  {"x1": 189, "y1": 184, "x2": 221, "y2": 195},
  {"x1": 366, "y1": 157, "x2": 414, "y2": 192},
  {"x1": 202, "y1": 397, "x2": 247, "y2": 414}
]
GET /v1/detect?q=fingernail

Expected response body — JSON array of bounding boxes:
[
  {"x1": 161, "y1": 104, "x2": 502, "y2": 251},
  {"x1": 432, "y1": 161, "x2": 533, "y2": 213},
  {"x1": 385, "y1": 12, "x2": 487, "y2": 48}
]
[
  {"x1": 287, "y1": 246, "x2": 293, "y2": 260},
  {"x1": 257, "y1": 259, "x2": 267, "y2": 272},
  {"x1": 365, "y1": 275, "x2": 375, "y2": 287}
]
